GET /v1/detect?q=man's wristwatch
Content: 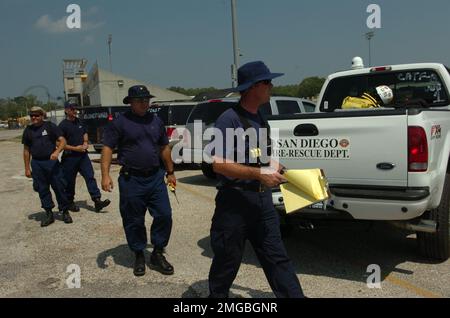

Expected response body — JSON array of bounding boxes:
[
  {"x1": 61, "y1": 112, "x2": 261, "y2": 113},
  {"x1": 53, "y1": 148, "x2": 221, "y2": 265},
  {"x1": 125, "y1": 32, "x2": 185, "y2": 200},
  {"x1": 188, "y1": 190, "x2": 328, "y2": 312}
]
[{"x1": 166, "y1": 170, "x2": 175, "y2": 177}]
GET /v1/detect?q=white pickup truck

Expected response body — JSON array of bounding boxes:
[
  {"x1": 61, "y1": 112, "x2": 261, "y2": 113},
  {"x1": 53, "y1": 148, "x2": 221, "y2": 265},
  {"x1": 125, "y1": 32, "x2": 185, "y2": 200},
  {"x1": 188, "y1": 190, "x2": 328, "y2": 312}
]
[{"x1": 269, "y1": 63, "x2": 450, "y2": 260}]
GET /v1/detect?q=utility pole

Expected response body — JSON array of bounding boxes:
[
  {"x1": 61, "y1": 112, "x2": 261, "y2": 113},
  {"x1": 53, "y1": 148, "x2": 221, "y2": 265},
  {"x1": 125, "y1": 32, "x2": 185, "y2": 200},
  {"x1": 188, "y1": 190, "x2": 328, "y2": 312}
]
[
  {"x1": 231, "y1": 0, "x2": 239, "y2": 88},
  {"x1": 108, "y1": 34, "x2": 113, "y2": 72},
  {"x1": 365, "y1": 31, "x2": 375, "y2": 66}
]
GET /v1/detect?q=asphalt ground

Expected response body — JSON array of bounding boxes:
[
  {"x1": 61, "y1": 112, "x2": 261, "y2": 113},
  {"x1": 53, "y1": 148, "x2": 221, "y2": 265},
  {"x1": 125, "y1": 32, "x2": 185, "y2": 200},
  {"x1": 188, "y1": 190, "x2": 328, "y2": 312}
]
[{"x1": 0, "y1": 130, "x2": 448, "y2": 298}]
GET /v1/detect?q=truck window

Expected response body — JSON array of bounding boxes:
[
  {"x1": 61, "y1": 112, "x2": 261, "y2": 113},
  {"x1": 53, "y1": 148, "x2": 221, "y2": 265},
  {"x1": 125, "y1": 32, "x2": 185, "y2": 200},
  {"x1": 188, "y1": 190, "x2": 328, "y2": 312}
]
[
  {"x1": 303, "y1": 101, "x2": 316, "y2": 112},
  {"x1": 276, "y1": 100, "x2": 301, "y2": 114},
  {"x1": 321, "y1": 69, "x2": 449, "y2": 111},
  {"x1": 187, "y1": 101, "x2": 237, "y2": 125},
  {"x1": 150, "y1": 106, "x2": 169, "y2": 125},
  {"x1": 169, "y1": 104, "x2": 196, "y2": 126}
]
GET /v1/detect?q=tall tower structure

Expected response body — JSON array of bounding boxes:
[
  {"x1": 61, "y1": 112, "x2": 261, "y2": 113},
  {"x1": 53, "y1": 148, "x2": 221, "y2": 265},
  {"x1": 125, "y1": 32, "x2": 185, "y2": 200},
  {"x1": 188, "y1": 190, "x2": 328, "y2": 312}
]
[{"x1": 63, "y1": 59, "x2": 88, "y2": 107}]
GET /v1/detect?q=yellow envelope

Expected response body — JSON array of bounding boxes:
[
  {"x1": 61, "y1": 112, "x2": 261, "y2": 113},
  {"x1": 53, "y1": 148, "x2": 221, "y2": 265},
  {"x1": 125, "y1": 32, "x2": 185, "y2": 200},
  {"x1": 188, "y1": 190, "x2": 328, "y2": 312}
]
[{"x1": 280, "y1": 169, "x2": 329, "y2": 214}]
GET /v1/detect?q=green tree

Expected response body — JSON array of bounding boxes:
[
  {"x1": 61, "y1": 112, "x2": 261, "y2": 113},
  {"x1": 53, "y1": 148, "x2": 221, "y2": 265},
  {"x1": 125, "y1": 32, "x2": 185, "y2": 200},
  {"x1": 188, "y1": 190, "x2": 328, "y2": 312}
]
[
  {"x1": 168, "y1": 86, "x2": 218, "y2": 97},
  {"x1": 297, "y1": 77, "x2": 326, "y2": 98},
  {"x1": 272, "y1": 84, "x2": 300, "y2": 97},
  {"x1": 0, "y1": 95, "x2": 51, "y2": 120}
]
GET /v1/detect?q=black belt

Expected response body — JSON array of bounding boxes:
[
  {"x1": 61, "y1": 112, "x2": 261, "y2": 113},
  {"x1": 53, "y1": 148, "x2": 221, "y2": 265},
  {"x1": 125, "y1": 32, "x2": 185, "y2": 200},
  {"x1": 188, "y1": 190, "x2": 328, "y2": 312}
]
[
  {"x1": 120, "y1": 166, "x2": 160, "y2": 178},
  {"x1": 32, "y1": 157, "x2": 51, "y2": 161},
  {"x1": 219, "y1": 183, "x2": 268, "y2": 193}
]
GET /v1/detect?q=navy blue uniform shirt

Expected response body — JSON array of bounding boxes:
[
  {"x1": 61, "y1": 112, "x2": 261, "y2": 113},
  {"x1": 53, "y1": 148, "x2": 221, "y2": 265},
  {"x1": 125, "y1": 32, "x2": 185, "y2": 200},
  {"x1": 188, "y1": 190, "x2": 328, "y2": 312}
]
[
  {"x1": 22, "y1": 122, "x2": 63, "y2": 160},
  {"x1": 59, "y1": 118, "x2": 87, "y2": 157},
  {"x1": 213, "y1": 106, "x2": 268, "y2": 187},
  {"x1": 103, "y1": 110, "x2": 169, "y2": 170}
]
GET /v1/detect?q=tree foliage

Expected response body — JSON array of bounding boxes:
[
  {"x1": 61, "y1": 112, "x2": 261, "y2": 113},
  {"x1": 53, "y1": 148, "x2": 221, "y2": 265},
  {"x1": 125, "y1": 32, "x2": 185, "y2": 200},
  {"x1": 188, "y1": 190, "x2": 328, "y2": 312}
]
[
  {"x1": 272, "y1": 84, "x2": 300, "y2": 97},
  {"x1": 168, "y1": 86, "x2": 218, "y2": 97},
  {"x1": 169, "y1": 79, "x2": 324, "y2": 100},
  {"x1": 0, "y1": 95, "x2": 58, "y2": 120},
  {"x1": 297, "y1": 77, "x2": 326, "y2": 98}
]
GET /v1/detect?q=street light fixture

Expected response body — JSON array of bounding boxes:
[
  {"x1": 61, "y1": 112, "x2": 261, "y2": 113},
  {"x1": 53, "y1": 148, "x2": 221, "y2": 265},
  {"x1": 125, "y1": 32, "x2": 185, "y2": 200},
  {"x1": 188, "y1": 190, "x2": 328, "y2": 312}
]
[{"x1": 365, "y1": 31, "x2": 375, "y2": 67}]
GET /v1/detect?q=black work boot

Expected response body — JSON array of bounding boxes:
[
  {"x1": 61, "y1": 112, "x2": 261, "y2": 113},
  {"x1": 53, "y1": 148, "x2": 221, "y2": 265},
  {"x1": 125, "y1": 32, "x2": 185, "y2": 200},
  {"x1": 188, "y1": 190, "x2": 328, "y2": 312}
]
[
  {"x1": 68, "y1": 201, "x2": 80, "y2": 212},
  {"x1": 133, "y1": 251, "x2": 146, "y2": 277},
  {"x1": 41, "y1": 209, "x2": 55, "y2": 227},
  {"x1": 94, "y1": 198, "x2": 111, "y2": 212},
  {"x1": 62, "y1": 210, "x2": 73, "y2": 224},
  {"x1": 150, "y1": 249, "x2": 174, "y2": 275}
]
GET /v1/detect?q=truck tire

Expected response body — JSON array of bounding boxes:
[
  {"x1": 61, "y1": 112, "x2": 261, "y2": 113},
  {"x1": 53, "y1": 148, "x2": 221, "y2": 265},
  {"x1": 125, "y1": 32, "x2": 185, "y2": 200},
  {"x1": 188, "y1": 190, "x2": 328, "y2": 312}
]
[
  {"x1": 417, "y1": 174, "x2": 450, "y2": 261},
  {"x1": 201, "y1": 163, "x2": 216, "y2": 179}
]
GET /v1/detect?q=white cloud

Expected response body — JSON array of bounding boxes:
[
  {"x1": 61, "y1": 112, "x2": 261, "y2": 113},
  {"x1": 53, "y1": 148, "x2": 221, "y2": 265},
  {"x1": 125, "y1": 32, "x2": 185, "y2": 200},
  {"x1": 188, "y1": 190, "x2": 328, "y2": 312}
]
[
  {"x1": 34, "y1": 14, "x2": 104, "y2": 34},
  {"x1": 35, "y1": 15, "x2": 67, "y2": 34}
]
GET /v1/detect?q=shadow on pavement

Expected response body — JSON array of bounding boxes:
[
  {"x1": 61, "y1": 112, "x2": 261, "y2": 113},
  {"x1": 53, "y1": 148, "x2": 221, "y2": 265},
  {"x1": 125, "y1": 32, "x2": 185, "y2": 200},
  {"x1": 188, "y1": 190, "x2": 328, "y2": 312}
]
[
  {"x1": 196, "y1": 221, "x2": 443, "y2": 286},
  {"x1": 97, "y1": 244, "x2": 153, "y2": 270},
  {"x1": 178, "y1": 174, "x2": 217, "y2": 187},
  {"x1": 28, "y1": 210, "x2": 65, "y2": 223},
  {"x1": 75, "y1": 200, "x2": 109, "y2": 214},
  {"x1": 182, "y1": 279, "x2": 274, "y2": 298}
]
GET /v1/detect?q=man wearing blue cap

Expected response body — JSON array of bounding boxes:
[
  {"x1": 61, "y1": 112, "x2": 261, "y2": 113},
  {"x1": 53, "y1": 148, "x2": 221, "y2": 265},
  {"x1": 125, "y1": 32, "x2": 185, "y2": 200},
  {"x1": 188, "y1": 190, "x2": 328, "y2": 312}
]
[
  {"x1": 101, "y1": 85, "x2": 175, "y2": 277},
  {"x1": 208, "y1": 61, "x2": 305, "y2": 298},
  {"x1": 59, "y1": 101, "x2": 111, "y2": 213}
]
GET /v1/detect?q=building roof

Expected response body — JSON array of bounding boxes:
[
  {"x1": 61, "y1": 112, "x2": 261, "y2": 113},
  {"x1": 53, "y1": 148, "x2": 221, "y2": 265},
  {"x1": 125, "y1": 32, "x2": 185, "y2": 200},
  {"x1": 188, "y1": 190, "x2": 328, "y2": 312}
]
[{"x1": 83, "y1": 63, "x2": 191, "y2": 106}]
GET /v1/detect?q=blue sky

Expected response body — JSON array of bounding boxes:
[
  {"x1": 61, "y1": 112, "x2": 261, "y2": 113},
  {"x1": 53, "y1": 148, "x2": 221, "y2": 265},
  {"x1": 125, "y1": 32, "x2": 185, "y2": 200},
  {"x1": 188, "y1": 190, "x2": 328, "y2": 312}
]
[{"x1": 1, "y1": 0, "x2": 449, "y2": 101}]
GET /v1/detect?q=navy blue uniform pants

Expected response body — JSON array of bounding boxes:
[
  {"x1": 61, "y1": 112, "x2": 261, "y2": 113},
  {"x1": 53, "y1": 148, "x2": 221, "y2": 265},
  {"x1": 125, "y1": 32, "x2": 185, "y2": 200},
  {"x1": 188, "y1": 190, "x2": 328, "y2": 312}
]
[
  {"x1": 61, "y1": 154, "x2": 101, "y2": 202},
  {"x1": 118, "y1": 169, "x2": 172, "y2": 252},
  {"x1": 208, "y1": 188, "x2": 304, "y2": 298},
  {"x1": 31, "y1": 159, "x2": 69, "y2": 211}
]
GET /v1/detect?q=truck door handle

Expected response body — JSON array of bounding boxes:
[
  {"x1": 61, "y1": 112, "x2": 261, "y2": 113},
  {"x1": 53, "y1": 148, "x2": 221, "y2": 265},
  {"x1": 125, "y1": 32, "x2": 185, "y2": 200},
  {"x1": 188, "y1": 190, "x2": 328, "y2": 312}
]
[{"x1": 294, "y1": 124, "x2": 319, "y2": 136}]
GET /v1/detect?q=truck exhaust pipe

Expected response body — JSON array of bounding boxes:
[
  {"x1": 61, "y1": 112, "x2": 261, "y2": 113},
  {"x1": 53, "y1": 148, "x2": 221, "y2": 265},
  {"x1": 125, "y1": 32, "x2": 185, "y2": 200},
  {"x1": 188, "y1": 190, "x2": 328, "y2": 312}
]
[{"x1": 390, "y1": 220, "x2": 437, "y2": 233}]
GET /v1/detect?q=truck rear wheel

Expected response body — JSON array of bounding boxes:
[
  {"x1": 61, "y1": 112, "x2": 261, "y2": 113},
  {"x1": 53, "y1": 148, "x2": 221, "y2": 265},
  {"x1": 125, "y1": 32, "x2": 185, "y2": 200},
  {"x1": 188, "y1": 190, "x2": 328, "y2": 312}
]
[
  {"x1": 417, "y1": 174, "x2": 450, "y2": 261},
  {"x1": 201, "y1": 163, "x2": 216, "y2": 179}
]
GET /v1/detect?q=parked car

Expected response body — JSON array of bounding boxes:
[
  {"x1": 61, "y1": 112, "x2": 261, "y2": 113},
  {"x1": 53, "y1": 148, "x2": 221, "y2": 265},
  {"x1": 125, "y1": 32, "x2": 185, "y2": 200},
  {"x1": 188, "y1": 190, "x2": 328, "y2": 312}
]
[
  {"x1": 181, "y1": 97, "x2": 315, "y2": 178},
  {"x1": 151, "y1": 101, "x2": 197, "y2": 148},
  {"x1": 80, "y1": 106, "x2": 129, "y2": 153},
  {"x1": 81, "y1": 101, "x2": 196, "y2": 153}
]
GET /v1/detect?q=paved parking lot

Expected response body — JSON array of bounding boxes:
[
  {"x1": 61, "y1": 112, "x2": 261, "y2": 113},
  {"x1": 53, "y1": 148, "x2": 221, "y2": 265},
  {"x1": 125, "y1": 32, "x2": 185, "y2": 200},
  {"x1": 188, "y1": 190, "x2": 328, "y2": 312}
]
[{"x1": 0, "y1": 133, "x2": 448, "y2": 298}]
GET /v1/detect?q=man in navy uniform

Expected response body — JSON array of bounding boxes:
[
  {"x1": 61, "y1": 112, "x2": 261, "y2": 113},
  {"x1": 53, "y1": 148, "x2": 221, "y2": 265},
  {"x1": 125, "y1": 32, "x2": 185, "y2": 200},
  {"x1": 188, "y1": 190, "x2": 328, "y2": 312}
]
[
  {"x1": 22, "y1": 106, "x2": 73, "y2": 226},
  {"x1": 101, "y1": 85, "x2": 176, "y2": 277},
  {"x1": 208, "y1": 61, "x2": 305, "y2": 298},
  {"x1": 59, "y1": 101, "x2": 110, "y2": 213}
]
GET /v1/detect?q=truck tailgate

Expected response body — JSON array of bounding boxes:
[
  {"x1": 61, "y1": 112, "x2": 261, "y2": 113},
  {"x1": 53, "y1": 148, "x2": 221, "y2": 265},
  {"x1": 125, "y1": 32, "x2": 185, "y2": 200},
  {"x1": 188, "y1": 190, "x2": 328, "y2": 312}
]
[{"x1": 268, "y1": 110, "x2": 408, "y2": 187}]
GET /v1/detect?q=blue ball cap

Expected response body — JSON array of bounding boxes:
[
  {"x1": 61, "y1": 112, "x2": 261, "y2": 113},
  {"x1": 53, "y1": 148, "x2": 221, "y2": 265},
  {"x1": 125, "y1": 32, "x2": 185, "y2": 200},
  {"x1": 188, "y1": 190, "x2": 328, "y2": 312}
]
[{"x1": 64, "y1": 101, "x2": 78, "y2": 109}]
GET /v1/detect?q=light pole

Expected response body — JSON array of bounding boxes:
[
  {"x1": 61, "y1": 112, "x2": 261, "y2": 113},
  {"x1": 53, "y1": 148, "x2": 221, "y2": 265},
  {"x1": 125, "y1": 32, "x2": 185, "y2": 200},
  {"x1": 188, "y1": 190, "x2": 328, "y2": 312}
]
[
  {"x1": 365, "y1": 31, "x2": 375, "y2": 66},
  {"x1": 108, "y1": 34, "x2": 113, "y2": 72},
  {"x1": 231, "y1": 0, "x2": 239, "y2": 88}
]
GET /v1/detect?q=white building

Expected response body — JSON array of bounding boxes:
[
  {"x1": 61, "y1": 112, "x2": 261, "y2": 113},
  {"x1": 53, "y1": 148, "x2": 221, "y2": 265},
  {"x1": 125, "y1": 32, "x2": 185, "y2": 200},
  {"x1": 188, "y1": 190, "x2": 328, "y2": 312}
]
[{"x1": 83, "y1": 62, "x2": 190, "y2": 106}]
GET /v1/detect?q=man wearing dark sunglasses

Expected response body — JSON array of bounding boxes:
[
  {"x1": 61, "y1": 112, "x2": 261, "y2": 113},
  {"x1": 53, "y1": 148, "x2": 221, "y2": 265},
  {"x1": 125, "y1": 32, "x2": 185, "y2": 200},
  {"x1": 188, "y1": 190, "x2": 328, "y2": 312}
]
[
  {"x1": 208, "y1": 61, "x2": 305, "y2": 298},
  {"x1": 59, "y1": 101, "x2": 111, "y2": 213},
  {"x1": 22, "y1": 106, "x2": 72, "y2": 226}
]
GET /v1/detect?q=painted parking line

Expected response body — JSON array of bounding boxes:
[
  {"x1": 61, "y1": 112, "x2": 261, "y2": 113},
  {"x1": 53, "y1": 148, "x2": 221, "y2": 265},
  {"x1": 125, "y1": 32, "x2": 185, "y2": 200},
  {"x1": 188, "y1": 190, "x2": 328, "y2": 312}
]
[{"x1": 385, "y1": 274, "x2": 441, "y2": 298}]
